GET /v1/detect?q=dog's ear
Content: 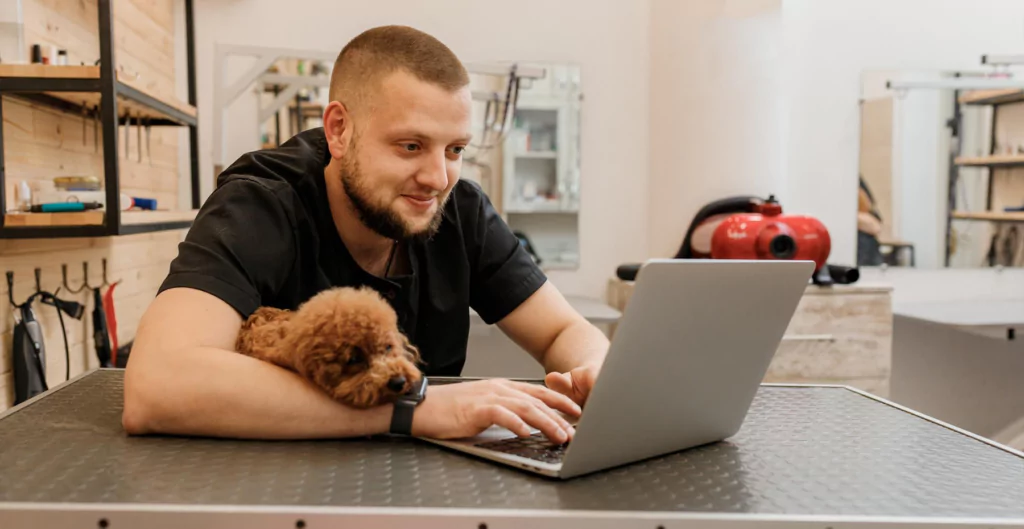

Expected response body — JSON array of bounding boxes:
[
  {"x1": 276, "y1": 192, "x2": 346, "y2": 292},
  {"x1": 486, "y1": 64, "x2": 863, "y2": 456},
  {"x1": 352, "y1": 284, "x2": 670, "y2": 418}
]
[{"x1": 400, "y1": 334, "x2": 423, "y2": 364}]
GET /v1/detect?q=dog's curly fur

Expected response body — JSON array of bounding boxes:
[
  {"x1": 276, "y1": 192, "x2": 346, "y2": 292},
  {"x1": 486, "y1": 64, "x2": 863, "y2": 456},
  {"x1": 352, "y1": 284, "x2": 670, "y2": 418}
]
[{"x1": 235, "y1": 286, "x2": 422, "y2": 409}]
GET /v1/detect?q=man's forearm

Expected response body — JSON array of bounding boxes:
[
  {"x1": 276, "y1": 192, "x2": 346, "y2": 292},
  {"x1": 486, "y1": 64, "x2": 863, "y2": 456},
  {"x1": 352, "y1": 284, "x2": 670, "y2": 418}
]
[
  {"x1": 540, "y1": 319, "x2": 609, "y2": 373},
  {"x1": 123, "y1": 346, "x2": 392, "y2": 440}
]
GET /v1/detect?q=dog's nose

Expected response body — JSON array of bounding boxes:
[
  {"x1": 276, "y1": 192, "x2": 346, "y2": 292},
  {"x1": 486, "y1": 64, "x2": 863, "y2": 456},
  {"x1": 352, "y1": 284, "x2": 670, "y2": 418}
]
[{"x1": 387, "y1": 376, "x2": 407, "y2": 393}]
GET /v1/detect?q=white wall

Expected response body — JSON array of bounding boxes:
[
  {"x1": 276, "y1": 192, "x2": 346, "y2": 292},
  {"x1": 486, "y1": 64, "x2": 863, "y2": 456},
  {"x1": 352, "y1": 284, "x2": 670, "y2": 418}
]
[
  {"x1": 193, "y1": 0, "x2": 650, "y2": 299},
  {"x1": 648, "y1": 0, "x2": 784, "y2": 258},
  {"x1": 781, "y1": 0, "x2": 1024, "y2": 266},
  {"x1": 888, "y1": 71, "x2": 954, "y2": 269}
]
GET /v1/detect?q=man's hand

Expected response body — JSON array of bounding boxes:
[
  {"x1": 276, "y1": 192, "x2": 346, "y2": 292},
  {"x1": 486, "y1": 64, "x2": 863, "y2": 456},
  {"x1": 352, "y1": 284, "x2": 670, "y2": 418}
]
[
  {"x1": 545, "y1": 363, "x2": 600, "y2": 406},
  {"x1": 411, "y1": 380, "x2": 581, "y2": 443}
]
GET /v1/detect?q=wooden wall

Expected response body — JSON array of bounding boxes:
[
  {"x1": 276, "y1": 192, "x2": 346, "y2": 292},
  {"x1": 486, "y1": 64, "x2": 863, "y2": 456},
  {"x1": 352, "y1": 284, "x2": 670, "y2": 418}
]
[{"x1": 1, "y1": 0, "x2": 186, "y2": 410}]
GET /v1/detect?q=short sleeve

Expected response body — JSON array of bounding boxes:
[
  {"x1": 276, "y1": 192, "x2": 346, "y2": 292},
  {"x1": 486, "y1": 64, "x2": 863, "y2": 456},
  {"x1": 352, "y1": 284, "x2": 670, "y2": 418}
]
[
  {"x1": 158, "y1": 177, "x2": 297, "y2": 318},
  {"x1": 460, "y1": 181, "x2": 548, "y2": 324}
]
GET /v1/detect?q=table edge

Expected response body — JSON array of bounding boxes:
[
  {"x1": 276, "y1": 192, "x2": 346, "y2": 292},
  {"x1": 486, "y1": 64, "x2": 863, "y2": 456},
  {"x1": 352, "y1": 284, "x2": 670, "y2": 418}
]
[{"x1": 1, "y1": 502, "x2": 1023, "y2": 526}]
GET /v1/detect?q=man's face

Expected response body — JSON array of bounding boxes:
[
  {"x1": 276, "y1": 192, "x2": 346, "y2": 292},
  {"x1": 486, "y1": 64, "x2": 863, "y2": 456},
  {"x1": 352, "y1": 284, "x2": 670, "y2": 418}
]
[{"x1": 340, "y1": 70, "x2": 472, "y2": 242}]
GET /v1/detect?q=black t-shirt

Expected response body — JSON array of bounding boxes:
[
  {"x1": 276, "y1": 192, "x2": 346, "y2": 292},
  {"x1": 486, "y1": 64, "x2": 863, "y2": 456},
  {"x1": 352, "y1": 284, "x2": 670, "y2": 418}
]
[{"x1": 158, "y1": 128, "x2": 547, "y2": 376}]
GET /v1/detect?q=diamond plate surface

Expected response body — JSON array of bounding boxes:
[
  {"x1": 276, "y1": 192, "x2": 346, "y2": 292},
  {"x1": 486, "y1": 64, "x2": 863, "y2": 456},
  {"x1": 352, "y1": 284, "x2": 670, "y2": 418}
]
[{"x1": 0, "y1": 370, "x2": 1022, "y2": 517}]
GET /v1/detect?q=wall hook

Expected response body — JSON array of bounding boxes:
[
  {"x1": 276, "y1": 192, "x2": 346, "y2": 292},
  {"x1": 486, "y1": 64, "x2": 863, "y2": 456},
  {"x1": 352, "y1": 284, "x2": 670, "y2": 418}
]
[
  {"x1": 101, "y1": 259, "x2": 120, "y2": 287},
  {"x1": 34, "y1": 268, "x2": 42, "y2": 294},
  {"x1": 6, "y1": 271, "x2": 16, "y2": 307},
  {"x1": 61, "y1": 263, "x2": 89, "y2": 294}
]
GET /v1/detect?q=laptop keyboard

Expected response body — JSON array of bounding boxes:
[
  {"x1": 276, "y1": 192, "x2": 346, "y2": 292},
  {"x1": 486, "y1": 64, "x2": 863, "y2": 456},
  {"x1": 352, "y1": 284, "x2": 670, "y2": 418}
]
[{"x1": 474, "y1": 433, "x2": 569, "y2": 464}]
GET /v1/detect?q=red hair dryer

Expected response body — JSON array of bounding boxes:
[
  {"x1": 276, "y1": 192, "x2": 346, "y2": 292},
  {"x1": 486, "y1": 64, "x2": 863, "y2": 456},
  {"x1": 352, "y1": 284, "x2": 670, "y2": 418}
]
[
  {"x1": 615, "y1": 195, "x2": 857, "y2": 286},
  {"x1": 710, "y1": 195, "x2": 834, "y2": 284}
]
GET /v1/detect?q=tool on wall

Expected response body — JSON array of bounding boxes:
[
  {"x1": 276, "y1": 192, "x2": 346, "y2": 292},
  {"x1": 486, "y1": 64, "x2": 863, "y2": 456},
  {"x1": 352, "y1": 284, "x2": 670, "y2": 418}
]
[
  {"x1": 137, "y1": 111, "x2": 143, "y2": 162},
  {"x1": 81, "y1": 103, "x2": 87, "y2": 147},
  {"x1": 100, "y1": 259, "x2": 121, "y2": 365},
  {"x1": 62, "y1": 259, "x2": 119, "y2": 368},
  {"x1": 7, "y1": 269, "x2": 85, "y2": 405},
  {"x1": 123, "y1": 109, "x2": 130, "y2": 159}
]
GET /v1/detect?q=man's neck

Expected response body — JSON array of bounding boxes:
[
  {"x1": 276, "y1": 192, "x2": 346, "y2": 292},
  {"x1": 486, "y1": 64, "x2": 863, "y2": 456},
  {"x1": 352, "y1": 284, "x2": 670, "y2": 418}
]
[{"x1": 324, "y1": 160, "x2": 396, "y2": 276}]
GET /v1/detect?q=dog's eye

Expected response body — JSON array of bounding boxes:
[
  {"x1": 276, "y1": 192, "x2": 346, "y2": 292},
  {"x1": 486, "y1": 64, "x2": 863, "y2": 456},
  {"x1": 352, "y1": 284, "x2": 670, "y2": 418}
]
[
  {"x1": 385, "y1": 344, "x2": 393, "y2": 352},
  {"x1": 346, "y1": 347, "x2": 364, "y2": 366}
]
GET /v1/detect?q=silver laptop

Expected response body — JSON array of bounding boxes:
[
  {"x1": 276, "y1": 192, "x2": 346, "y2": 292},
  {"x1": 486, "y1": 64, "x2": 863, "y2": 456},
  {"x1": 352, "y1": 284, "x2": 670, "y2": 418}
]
[{"x1": 421, "y1": 259, "x2": 815, "y2": 479}]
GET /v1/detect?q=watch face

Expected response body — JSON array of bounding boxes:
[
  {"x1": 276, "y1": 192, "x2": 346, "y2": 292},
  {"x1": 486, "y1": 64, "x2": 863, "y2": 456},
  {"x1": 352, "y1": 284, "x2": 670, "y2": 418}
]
[{"x1": 405, "y1": 376, "x2": 427, "y2": 402}]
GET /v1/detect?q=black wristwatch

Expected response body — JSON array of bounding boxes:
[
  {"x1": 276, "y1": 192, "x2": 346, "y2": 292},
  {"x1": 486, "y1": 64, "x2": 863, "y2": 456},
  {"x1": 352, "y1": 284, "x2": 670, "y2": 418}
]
[{"x1": 389, "y1": 376, "x2": 428, "y2": 436}]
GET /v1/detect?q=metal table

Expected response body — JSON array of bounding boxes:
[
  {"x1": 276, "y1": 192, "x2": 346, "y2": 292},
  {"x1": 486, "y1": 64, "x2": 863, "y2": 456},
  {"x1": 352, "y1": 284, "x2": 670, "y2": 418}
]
[{"x1": 2, "y1": 370, "x2": 1023, "y2": 528}]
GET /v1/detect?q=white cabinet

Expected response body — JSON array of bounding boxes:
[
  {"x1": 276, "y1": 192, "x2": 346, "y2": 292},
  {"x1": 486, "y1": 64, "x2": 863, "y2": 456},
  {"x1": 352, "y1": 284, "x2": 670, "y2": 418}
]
[{"x1": 501, "y1": 63, "x2": 582, "y2": 271}]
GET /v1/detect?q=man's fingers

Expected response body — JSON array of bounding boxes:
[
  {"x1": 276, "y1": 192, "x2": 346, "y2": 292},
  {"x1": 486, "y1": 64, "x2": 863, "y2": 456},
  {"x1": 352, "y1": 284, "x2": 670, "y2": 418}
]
[
  {"x1": 514, "y1": 380, "x2": 581, "y2": 417},
  {"x1": 570, "y1": 368, "x2": 595, "y2": 402},
  {"x1": 517, "y1": 392, "x2": 576, "y2": 436},
  {"x1": 493, "y1": 382, "x2": 576, "y2": 437},
  {"x1": 546, "y1": 369, "x2": 593, "y2": 406},
  {"x1": 484, "y1": 405, "x2": 532, "y2": 438},
  {"x1": 496, "y1": 397, "x2": 569, "y2": 444},
  {"x1": 545, "y1": 371, "x2": 572, "y2": 395}
]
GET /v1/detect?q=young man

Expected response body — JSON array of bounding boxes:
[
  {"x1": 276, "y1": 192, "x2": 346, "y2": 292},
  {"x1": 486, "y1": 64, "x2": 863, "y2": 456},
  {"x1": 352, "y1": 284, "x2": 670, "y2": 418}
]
[{"x1": 122, "y1": 26, "x2": 609, "y2": 444}]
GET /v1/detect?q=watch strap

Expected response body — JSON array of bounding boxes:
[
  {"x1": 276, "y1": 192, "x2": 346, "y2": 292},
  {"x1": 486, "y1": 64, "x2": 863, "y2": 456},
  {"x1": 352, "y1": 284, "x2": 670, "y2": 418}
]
[
  {"x1": 389, "y1": 377, "x2": 427, "y2": 436},
  {"x1": 389, "y1": 399, "x2": 417, "y2": 436}
]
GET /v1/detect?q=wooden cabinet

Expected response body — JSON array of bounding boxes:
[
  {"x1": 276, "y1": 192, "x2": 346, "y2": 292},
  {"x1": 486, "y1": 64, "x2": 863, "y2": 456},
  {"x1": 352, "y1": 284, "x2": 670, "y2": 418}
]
[{"x1": 607, "y1": 278, "x2": 894, "y2": 397}]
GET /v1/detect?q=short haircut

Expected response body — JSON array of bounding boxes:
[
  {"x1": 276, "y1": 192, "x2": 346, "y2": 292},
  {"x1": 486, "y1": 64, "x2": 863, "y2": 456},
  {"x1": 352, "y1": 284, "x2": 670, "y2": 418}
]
[{"x1": 329, "y1": 25, "x2": 470, "y2": 111}]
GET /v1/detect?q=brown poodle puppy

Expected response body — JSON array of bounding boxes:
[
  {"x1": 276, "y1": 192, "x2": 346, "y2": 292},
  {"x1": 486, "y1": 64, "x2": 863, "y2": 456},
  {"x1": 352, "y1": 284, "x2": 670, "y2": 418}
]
[{"x1": 235, "y1": 286, "x2": 422, "y2": 409}]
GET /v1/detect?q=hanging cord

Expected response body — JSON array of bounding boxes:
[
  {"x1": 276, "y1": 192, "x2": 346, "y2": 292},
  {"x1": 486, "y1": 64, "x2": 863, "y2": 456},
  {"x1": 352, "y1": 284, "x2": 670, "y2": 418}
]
[
  {"x1": 383, "y1": 240, "x2": 398, "y2": 278},
  {"x1": 50, "y1": 289, "x2": 71, "y2": 382},
  {"x1": 36, "y1": 289, "x2": 74, "y2": 383}
]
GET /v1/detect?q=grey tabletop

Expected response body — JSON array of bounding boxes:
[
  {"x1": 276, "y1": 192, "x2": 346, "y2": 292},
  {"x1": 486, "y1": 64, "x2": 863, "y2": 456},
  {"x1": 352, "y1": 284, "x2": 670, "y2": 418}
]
[
  {"x1": 1, "y1": 370, "x2": 1023, "y2": 522},
  {"x1": 895, "y1": 299, "x2": 1024, "y2": 327}
]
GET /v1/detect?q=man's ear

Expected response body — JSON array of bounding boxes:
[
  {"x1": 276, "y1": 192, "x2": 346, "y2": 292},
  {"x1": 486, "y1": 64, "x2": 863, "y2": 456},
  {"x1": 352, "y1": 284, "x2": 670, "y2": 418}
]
[{"x1": 323, "y1": 100, "x2": 353, "y2": 159}]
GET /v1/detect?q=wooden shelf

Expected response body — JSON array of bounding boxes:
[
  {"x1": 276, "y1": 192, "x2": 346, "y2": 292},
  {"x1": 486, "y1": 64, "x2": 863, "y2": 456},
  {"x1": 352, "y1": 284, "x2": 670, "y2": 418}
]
[
  {"x1": 0, "y1": 64, "x2": 98, "y2": 79},
  {"x1": 954, "y1": 155, "x2": 1024, "y2": 167},
  {"x1": 951, "y1": 211, "x2": 1024, "y2": 222},
  {"x1": 0, "y1": 64, "x2": 196, "y2": 126},
  {"x1": 3, "y1": 209, "x2": 198, "y2": 233},
  {"x1": 506, "y1": 200, "x2": 578, "y2": 214},
  {"x1": 516, "y1": 151, "x2": 558, "y2": 159},
  {"x1": 958, "y1": 89, "x2": 1024, "y2": 106},
  {"x1": 122, "y1": 209, "x2": 198, "y2": 225},
  {"x1": 3, "y1": 210, "x2": 105, "y2": 227}
]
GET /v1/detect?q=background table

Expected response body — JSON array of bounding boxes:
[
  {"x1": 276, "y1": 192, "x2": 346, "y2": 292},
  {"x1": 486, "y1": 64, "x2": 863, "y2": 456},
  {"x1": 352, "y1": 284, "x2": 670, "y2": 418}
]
[{"x1": 890, "y1": 300, "x2": 1024, "y2": 450}]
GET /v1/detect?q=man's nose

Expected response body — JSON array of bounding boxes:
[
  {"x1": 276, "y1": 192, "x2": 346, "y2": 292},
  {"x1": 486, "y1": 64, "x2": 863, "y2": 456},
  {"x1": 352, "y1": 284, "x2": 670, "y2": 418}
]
[{"x1": 416, "y1": 151, "x2": 449, "y2": 191}]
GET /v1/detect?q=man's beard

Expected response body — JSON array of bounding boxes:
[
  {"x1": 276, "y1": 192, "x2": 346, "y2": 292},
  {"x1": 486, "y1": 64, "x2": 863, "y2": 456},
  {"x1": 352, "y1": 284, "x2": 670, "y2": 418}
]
[{"x1": 340, "y1": 156, "x2": 447, "y2": 242}]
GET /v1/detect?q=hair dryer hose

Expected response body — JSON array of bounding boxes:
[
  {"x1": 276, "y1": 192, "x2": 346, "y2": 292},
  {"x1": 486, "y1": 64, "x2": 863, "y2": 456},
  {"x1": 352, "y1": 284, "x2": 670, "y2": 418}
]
[{"x1": 826, "y1": 264, "x2": 860, "y2": 284}]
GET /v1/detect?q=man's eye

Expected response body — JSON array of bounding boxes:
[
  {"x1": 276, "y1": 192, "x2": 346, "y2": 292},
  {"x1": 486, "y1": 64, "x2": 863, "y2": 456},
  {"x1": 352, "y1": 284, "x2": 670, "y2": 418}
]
[
  {"x1": 402, "y1": 143, "x2": 420, "y2": 152},
  {"x1": 451, "y1": 146, "x2": 465, "y2": 155}
]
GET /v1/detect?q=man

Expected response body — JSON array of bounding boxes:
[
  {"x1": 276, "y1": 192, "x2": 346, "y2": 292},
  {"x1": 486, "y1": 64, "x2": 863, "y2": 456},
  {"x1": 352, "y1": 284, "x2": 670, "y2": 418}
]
[{"x1": 122, "y1": 25, "x2": 609, "y2": 445}]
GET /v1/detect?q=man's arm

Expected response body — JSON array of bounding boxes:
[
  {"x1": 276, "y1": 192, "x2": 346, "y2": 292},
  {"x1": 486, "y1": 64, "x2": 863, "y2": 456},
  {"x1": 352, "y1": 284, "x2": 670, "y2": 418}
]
[
  {"x1": 123, "y1": 287, "x2": 581, "y2": 442},
  {"x1": 122, "y1": 287, "x2": 393, "y2": 438},
  {"x1": 497, "y1": 281, "x2": 610, "y2": 403}
]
